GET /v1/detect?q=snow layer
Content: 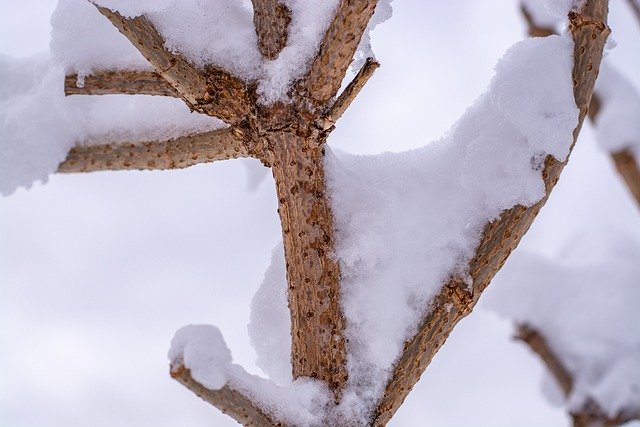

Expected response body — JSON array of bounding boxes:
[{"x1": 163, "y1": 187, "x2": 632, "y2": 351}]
[
  {"x1": 242, "y1": 34, "x2": 580, "y2": 424},
  {"x1": 59, "y1": 0, "x2": 341, "y2": 103},
  {"x1": 324, "y1": 34, "x2": 578, "y2": 419},
  {"x1": 593, "y1": 64, "x2": 640, "y2": 158},
  {"x1": 487, "y1": 229, "x2": 640, "y2": 419},
  {"x1": 0, "y1": 55, "x2": 223, "y2": 196}
]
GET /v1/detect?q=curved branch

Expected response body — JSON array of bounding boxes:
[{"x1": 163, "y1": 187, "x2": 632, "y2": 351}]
[
  {"x1": 57, "y1": 128, "x2": 249, "y2": 173},
  {"x1": 170, "y1": 364, "x2": 283, "y2": 427},
  {"x1": 94, "y1": 5, "x2": 252, "y2": 125},
  {"x1": 521, "y1": 3, "x2": 640, "y2": 208},
  {"x1": 372, "y1": 1, "x2": 610, "y2": 424},
  {"x1": 65, "y1": 71, "x2": 179, "y2": 97},
  {"x1": 298, "y1": 0, "x2": 378, "y2": 107},
  {"x1": 251, "y1": 0, "x2": 291, "y2": 60}
]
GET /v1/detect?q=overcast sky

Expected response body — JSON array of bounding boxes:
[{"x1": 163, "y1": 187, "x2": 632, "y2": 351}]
[{"x1": 1, "y1": 1, "x2": 639, "y2": 426}]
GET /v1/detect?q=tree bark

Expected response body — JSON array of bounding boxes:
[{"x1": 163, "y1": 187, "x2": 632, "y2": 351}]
[
  {"x1": 65, "y1": 70, "x2": 178, "y2": 97},
  {"x1": 251, "y1": 0, "x2": 291, "y2": 60},
  {"x1": 269, "y1": 130, "x2": 348, "y2": 391},
  {"x1": 58, "y1": 128, "x2": 248, "y2": 173}
]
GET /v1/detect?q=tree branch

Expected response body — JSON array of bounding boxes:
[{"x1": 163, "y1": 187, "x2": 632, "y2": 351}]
[
  {"x1": 57, "y1": 128, "x2": 249, "y2": 173},
  {"x1": 251, "y1": 0, "x2": 291, "y2": 60},
  {"x1": 170, "y1": 364, "x2": 283, "y2": 427},
  {"x1": 515, "y1": 324, "x2": 638, "y2": 427},
  {"x1": 521, "y1": 3, "x2": 640, "y2": 208},
  {"x1": 94, "y1": 4, "x2": 252, "y2": 125},
  {"x1": 65, "y1": 70, "x2": 179, "y2": 97},
  {"x1": 298, "y1": 0, "x2": 379, "y2": 107},
  {"x1": 515, "y1": 324, "x2": 573, "y2": 395},
  {"x1": 372, "y1": 2, "x2": 610, "y2": 424},
  {"x1": 320, "y1": 57, "x2": 379, "y2": 128}
]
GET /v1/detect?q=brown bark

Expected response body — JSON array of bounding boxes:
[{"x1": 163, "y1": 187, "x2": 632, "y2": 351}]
[
  {"x1": 252, "y1": 0, "x2": 291, "y2": 60},
  {"x1": 298, "y1": 0, "x2": 379, "y2": 107},
  {"x1": 58, "y1": 128, "x2": 248, "y2": 173},
  {"x1": 610, "y1": 149, "x2": 640, "y2": 206},
  {"x1": 170, "y1": 364, "x2": 284, "y2": 427},
  {"x1": 269, "y1": 131, "x2": 348, "y2": 391},
  {"x1": 94, "y1": 5, "x2": 252, "y2": 125},
  {"x1": 65, "y1": 71, "x2": 178, "y2": 97},
  {"x1": 325, "y1": 57, "x2": 380, "y2": 127},
  {"x1": 372, "y1": 2, "x2": 610, "y2": 425}
]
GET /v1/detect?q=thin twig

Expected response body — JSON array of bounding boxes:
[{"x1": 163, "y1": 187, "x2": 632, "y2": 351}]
[{"x1": 323, "y1": 57, "x2": 380, "y2": 127}]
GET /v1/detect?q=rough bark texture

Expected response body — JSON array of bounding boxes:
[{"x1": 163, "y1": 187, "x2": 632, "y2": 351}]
[
  {"x1": 252, "y1": 0, "x2": 291, "y2": 60},
  {"x1": 170, "y1": 364, "x2": 284, "y2": 427},
  {"x1": 269, "y1": 131, "x2": 348, "y2": 390},
  {"x1": 299, "y1": 0, "x2": 379, "y2": 107},
  {"x1": 95, "y1": 5, "x2": 252, "y2": 125},
  {"x1": 64, "y1": 70, "x2": 178, "y2": 97},
  {"x1": 58, "y1": 128, "x2": 248, "y2": 173},
  {"x1": 326, "y1": 57, "x2": 379, "y2": 125},
  {"x1": 372, "y1": 2, "x2": 610, "y2": 425}
]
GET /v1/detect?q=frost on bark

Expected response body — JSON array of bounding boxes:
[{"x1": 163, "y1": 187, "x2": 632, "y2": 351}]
[{"x1": 57, "y1": 0, "x2": 609, "y2": 425}]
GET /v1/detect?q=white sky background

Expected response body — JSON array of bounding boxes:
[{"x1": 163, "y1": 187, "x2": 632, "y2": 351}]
[{"x1": 1, "y1": 1, "x2": 639, "y2": 426}]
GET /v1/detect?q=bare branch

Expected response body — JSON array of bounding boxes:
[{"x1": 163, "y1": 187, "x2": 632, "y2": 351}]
[
  {"x1": 170, "y1": 364, "x2": 284, "y2": 427},
  {"x1": 515, "y1": 324, "x2": 573, "y2": 395},
  {"x1": 57, "y1": 128, "x2": 249, "y2": 173},
  {"x1": 372, "y1": 1, "x2": 610, "y2": 424},
  {"x1": 65, "y1": 71, "x2": 179, "y2": 97},
  {"x1": 298, "y1": 0, "x2": 378, "y2": 106},
  {"x1": 94, "y1": 5, "x2": 252, "y2": 125},
  {"x1": 322, "y1": 57, "x2": 379, "y2": 127},
  {"x1": 611, "y1": 149, "x2": 640, "y2": 207},
  {"x1": 251, "y1": 0, "x2": 291, "y2": 60}
]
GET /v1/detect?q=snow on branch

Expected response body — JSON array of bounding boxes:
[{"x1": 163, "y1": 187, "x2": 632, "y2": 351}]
[
  {"x1": 521, "y1": 1, "x2": 640, "y2": 207},
  {"x1": 298, "y1": 0, "x2": 379, "y2": 107},
  {"x1": 251, "y1": 0, "x2": 291, "y2": 60},
  {"x1": 64, "y1": 70, "x2": 178, "y2": 97},
  {"x1": 93, "y1": 4, "x2": 252, "y2": 125},
  {"x1": 370, "y1": 1, "x2": 610, "y2": 423},
  {"x1": 58, "y1": 128, "x2": 248, "y2": 173}
]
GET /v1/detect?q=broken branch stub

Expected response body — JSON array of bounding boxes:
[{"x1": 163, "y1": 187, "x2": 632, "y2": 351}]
[{"x1": 372, "y1": 1, "x2": 610, "y2": 424}]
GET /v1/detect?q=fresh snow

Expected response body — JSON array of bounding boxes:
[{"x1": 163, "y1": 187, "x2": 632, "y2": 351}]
[
  {"x1": 486, "y1": 229, "x2": 640, "y2": 419},
  {"x1": 243, "y1": 34, "x2": 580, "y2": 424},
  {"x1": 0, "y1": 54, "x2": 223, "y2": 196}
]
